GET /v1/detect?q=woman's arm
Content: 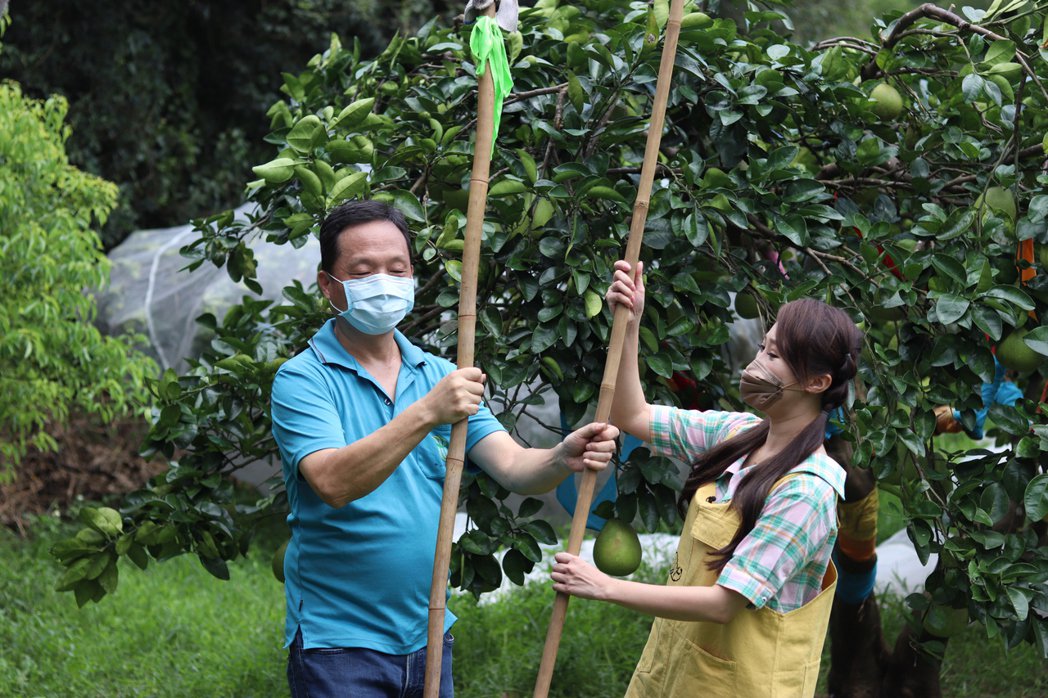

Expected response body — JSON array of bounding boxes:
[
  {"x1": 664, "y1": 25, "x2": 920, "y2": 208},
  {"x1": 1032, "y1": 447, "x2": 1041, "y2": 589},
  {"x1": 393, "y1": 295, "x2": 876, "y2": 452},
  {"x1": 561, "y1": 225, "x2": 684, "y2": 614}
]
[
  {"x1": 550, "y1": 552, "x2": 749, "y2": 624},
  {"x1": 606, "y1": 260, "x2": 652, "y2": 442}
]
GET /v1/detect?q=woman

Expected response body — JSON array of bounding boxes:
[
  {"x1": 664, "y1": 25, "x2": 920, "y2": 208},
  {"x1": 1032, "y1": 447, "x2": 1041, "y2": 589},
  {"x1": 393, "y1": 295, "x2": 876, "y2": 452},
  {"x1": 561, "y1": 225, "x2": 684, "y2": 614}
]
[{"x1": 551, "y1": 260, "x2": 864, "y2": 697}]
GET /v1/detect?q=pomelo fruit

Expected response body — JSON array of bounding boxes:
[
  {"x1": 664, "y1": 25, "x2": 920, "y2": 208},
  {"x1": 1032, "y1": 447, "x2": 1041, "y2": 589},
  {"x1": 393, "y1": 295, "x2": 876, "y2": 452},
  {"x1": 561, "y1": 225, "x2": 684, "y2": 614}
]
[
  {"x1": 593, "y1": 519, "x2": 642, "y2": 577},
  {"x1": 272, "y1": 539, "x2": 289, "y2": 583},
  {"x1": 870, "y1": 82, "x2": 903, "y2": 120},
  {"x1": 976, "y1": 186, "x2": 1017, "y2": 223},
  {"x1": 997, "y1": 327, "x2": 1043, "y2": 373},
  {"x1": 734, "y1": 291, "x2": 761, "y2": 320}
]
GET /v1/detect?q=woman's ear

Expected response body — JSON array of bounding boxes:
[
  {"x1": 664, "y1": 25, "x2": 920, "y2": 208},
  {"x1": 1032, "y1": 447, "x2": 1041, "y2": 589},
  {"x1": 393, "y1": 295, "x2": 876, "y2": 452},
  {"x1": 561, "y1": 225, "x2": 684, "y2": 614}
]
[{"x1": 805, "y1": 373, "x2": 832, "y2": 394}]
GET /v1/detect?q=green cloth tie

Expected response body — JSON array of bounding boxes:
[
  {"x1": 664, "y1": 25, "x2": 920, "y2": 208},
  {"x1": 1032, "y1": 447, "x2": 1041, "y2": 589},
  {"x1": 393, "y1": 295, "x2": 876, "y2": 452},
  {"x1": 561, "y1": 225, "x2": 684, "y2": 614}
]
[{"x1": 469, "y1": 16, "x2": 514, "y2": 154}]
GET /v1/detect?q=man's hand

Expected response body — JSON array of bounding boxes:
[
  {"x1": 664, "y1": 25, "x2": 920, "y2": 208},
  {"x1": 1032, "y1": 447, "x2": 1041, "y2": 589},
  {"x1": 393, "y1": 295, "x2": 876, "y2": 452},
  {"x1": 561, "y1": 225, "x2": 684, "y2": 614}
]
[
  {"x1": 559, "y1": 422, "x2": 619, "y2": 473},
  {"x1": 421, "y1": 368, "x2": 486, "y2": 425}
]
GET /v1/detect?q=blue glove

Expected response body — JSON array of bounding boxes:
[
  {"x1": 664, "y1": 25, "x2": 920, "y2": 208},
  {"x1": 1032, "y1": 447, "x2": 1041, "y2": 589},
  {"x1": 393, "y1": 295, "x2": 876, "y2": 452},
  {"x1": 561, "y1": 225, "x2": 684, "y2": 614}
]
[
  {"x1": 953, "y1": 356, "x2": 1022, "y2": 439},
  {"x1": 824, "y1": 406, "x2": 847, "y2": 441}
]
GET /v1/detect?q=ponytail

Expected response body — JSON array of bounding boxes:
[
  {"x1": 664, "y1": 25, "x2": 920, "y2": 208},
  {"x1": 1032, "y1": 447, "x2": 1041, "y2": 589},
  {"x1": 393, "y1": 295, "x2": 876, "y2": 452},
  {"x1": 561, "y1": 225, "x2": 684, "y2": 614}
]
[
  {"x1": 677, "y1": 413, "x2": 830, "y2": 571},
  {"x1": 676, "y1": 297, "x2": 862, "y2": 571}
]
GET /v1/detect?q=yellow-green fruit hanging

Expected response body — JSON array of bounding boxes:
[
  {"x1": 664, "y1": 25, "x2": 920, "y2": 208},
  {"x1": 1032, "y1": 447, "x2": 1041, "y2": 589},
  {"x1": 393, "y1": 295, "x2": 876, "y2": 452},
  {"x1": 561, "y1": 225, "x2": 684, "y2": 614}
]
[
  {"x1": 870, "y1": 82, "x2": 903, "y2": 120},
  {"x1": 734, "y1": 291, "x2": 761, "y2": 320},
  {"x1": 680, "y1": 11, "x2": 713, "y2": 29},
  {"x1": 997, "y1": 327, "x2": 1043, "y2": 373},
  {"x1": 593, "y1": 519, "x2": 642, "y2": 577},
  {"x1": 272, "y1": 539, "x2": 289, "y2": 583},
  {"x1": 976, "y1": 186, "x2": 1017, "y2": 223}
]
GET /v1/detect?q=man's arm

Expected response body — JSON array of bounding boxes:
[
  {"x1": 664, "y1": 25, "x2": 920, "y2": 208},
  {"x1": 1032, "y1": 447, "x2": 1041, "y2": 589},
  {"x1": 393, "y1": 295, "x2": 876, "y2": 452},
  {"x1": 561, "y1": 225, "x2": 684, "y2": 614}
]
[
  {"x1": 298, "y1": 368, "x2": 485, "y2": 508},
  {"x1": 468, "y1": 423, "x2": 619, "y2": 495}
]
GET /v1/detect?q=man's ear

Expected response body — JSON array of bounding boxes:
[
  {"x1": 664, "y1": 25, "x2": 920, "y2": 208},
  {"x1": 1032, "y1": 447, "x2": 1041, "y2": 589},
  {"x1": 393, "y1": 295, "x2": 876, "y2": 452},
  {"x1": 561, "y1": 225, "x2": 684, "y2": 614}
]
[
  {"x1": 806, "y1": 373, "x2": 832, "y2": 394},
  {"x1": 317, "y1": 270, "x2": 333, "y2": 300}
]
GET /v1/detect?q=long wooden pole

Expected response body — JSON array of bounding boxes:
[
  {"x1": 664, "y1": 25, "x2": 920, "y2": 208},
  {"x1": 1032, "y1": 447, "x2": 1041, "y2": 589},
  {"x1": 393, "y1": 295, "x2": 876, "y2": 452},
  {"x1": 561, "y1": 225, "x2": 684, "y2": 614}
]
[
  {"x1": 532, "y1": 2, "x2": 685, "y2": 695},
  {"x1": 424, "y1": 5, "x2": 497, "y2": 697}
]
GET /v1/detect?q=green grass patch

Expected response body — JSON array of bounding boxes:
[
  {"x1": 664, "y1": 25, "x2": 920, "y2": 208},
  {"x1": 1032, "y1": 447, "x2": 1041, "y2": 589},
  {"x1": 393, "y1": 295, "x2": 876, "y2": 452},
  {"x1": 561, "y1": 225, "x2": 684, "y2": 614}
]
[
  {"x1": 2, "y1": 519, "x2": 1045, "y2": 697},
  {"x1": 0, "y1": 519, "x2": 287, "y2": 698}
]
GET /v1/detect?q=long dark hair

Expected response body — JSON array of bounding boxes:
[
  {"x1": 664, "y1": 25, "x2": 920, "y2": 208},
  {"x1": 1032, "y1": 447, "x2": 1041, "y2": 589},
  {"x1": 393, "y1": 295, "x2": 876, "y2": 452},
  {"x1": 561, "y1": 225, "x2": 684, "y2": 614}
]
[{"x1": 677, "y1": 299, "x2": 863, "y2": 570}]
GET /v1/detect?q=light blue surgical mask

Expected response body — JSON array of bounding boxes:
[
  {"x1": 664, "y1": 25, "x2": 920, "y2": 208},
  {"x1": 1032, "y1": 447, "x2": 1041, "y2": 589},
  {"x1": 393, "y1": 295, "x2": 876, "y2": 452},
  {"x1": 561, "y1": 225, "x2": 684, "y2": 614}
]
[{"x1": 326, "y1": 272, "x2": 415, "y2": 335}]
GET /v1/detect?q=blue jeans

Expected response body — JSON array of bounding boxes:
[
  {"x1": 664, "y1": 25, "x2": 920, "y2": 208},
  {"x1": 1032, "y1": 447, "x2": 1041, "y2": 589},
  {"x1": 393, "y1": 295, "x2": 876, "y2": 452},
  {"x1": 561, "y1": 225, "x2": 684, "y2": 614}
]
[{"x1": 287, "y1": 628, "x2": 454, "y2": 698}]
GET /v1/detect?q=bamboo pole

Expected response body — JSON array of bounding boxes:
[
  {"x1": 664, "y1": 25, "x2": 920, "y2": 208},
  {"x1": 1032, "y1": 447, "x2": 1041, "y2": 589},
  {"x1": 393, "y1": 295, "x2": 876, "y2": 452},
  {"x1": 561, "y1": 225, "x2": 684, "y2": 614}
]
[
  {"x1": 531, "y1": 1, "x2": 686, "y2": 695},
  {"x1": 424, "y1": 5, "x2": 497, "y2": 697}
]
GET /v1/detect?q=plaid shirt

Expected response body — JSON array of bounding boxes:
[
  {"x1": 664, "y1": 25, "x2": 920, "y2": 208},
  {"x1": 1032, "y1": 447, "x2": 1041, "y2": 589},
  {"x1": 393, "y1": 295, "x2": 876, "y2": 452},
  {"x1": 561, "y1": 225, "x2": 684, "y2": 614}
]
[{"x1": 649, "y1": 405, "x2": 845, "y2": 612}]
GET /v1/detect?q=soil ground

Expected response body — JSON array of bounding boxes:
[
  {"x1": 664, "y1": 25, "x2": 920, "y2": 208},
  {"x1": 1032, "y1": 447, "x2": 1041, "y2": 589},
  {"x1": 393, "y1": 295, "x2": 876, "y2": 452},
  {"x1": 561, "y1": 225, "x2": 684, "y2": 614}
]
[{"x1": 0, "y1": 414, "x2": 167, "y2": 534}]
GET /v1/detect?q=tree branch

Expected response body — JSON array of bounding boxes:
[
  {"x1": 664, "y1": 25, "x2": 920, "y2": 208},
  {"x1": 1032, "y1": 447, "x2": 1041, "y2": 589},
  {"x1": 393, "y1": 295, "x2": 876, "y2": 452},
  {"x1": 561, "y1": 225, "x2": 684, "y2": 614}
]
[{"x1": 505, "y1": 83, "x2": 569, "y2": 106}]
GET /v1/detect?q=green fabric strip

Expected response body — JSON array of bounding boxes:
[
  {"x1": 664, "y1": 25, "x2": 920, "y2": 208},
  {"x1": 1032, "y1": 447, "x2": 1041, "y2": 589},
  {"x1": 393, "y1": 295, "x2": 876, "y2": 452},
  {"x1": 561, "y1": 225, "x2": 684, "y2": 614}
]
[{"x1": 469, "y1": 16, "x2": 514, "y2": 155}]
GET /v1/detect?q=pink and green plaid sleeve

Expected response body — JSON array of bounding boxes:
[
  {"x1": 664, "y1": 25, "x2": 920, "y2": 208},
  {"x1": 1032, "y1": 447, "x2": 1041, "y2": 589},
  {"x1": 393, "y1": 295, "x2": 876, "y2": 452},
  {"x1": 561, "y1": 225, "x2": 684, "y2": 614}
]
[
  {"x1": 648, "y1": 405, "x2": 760, "y2": 462},
  {"x1": 716, "y1": 469, "x2": 839, "y2": 611}
]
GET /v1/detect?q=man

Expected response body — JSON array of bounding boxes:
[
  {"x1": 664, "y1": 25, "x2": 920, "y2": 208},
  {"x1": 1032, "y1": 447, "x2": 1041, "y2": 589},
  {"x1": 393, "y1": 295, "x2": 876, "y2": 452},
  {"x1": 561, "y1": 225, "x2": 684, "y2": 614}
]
[{"x1": 271, "y1": 200, "x2": 619, "y2": 697}]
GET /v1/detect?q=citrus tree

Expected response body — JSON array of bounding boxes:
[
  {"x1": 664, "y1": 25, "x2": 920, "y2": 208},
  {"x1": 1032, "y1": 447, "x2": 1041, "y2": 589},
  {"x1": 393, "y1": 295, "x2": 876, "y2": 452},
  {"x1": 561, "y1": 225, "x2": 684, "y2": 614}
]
[
  {"x1": 52, "y1": 0, "x2": 1048, "y2": 659},
  {"x1": 0, "y1": 15, "x2": 156, "y2": 481}
]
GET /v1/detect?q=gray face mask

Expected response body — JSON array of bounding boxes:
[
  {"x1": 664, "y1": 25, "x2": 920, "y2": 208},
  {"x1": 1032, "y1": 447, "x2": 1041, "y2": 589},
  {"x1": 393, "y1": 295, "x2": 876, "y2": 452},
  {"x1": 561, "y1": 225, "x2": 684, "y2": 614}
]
[{"x1": 739, "y1": 358, "x2": 800, "y2": 410}]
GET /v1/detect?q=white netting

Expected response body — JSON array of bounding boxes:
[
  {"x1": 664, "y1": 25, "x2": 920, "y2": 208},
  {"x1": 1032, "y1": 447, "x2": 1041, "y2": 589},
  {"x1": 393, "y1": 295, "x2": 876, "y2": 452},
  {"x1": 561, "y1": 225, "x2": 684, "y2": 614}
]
[{"x1": 98, "y1": 206, "x2": 319, "y2": 372}]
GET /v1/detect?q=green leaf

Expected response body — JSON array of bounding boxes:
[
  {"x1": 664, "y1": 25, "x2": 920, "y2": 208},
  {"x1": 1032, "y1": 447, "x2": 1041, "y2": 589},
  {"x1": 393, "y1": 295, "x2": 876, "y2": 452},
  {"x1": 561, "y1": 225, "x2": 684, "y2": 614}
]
[
  {"x1": 327, "y1": 171, "x2": 368, "y2": 205},
  {"x1": 198, "y1": 554, "x2": 230, "y2": 581},
  {"x1": 983, "y1": 40, "x2": 1016, "y2": 65},
  {"x1": 332, "y1": 98, "x2": 375, "y2": 129},
  {"x1": 251, "y1": 157, "x2": 298, "y2": 184},
  {"x1": 73, "y1": 580, "x2": 103, "y2": 608},
  {"x1": 1024, "y1": 474, "x2": 1048, "y2": 521},
  {"x1": 126, "y1": 543, "x2": 149, "y2": 570},
  {"x1": 393, "y1": 190, "x2": 426, "y2": 222},
  {"x1": 517, "y1": 497, "x2": 544, "y2": 519},
  {"x1": 444, "y1": 260, "x2": 463, "y2": 283},
  {"x1": 586, "y1": 186, "x2": 627, "y2": 204},
  {"x1": 1006, "y1": 587, "x2": 1030, "y2": 621},
  {"x1": 488, "y1": 179, "x2": 528, "y2": 198},
  {"x1": 567, "y1": 73, "x2": 586, "y2": 111},
  {"x1": 531, "y1": 325, "x2": 558, "y2": 353},
  {"x1": 80, "y1": 507, "x2": 123, "y2": 537},
  {"x1": 55, "y1": 556, "x2": 93, "y2": 591},
  {"x1": 930, "y1": 254, "x2": 967, "y2": 281},
  {"x1": 973, "y1": 305, "x2": 1003, "y2": 340},
  {"x1": 517, "y1": 149, "x2": 537, "y2": 184},
  {"x1": 512, "y1": 532, "x2": 543, "y2": 563},
  {"x1": 982, "y1": 285, "x2": 1035, "y2": 310},
  {"x1": 647, "y1": 353, "x2": 673, "y2": 378},
  {"x1": 97, "y1": 558, "x2": 119, "y2": 594},
  {"x1": 962, "y1": 73, "x2": 986, "y2": 101},
  {"x1": 1022, "y1": 326, "x2": 1048, "y2": 357},
  {"x1": 286, "y1": 115, "x2": 324, "y2": 153},
  {"x1": 934, "y1": 295, "x2": 970, "y2": 324},
  {"x1": 501, "y1": 548, "x2": 532, "y2": 586}
]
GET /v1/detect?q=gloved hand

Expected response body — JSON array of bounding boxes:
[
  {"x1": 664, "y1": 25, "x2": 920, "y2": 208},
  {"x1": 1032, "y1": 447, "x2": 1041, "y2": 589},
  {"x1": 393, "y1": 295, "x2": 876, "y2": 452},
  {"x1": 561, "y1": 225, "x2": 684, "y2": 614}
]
[{"x1": 948, "y1": 356, "x2": 1023, "y2": 439}]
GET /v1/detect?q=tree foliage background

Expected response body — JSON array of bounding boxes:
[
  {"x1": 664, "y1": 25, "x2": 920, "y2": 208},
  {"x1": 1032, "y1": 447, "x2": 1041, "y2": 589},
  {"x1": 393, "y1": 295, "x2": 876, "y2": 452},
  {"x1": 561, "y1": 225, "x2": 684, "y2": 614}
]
[
  {"x1": 48, "y1": 0, "x2": 1048, "y2": 657},
  {"x1": 0, "y1": 15, "x2": 157, "y2": 479},
  {"x1": 0, "y1": 0, "x2": 454, "y2": 248}
]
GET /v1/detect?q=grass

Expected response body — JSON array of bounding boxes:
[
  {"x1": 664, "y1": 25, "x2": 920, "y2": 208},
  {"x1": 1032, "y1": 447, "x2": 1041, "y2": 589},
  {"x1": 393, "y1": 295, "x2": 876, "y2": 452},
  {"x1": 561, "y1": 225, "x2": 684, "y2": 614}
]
[
  {"x1": 0, "y1": 516, "x2": 287, "y2": 698},
  {"x1": 1, "y1": 517, "x2": 1045, "y2": 697}
]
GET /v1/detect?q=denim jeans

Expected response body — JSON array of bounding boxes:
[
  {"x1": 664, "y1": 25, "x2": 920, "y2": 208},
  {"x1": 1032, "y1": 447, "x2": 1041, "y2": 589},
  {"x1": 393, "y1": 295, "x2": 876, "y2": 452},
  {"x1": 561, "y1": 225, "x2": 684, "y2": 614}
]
[{"x1": 287, "y1": 628, "x2": 454, "y2": 698}]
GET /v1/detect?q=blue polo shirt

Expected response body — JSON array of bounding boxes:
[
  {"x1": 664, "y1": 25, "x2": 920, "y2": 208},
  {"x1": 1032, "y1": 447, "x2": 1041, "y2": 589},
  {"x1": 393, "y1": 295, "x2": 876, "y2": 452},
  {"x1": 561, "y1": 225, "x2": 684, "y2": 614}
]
[{"x1": 270, "y1": 318, "x2": 505, "y2": 653}]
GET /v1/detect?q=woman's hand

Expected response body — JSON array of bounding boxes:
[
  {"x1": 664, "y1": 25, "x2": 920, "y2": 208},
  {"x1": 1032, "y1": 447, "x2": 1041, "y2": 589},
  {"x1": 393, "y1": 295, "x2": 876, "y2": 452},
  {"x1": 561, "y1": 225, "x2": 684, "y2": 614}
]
[
  {"x1": 550, "y1": 552, "x2": 615, "y2": 601},
  {"x1": 605, "y1": 260, "x2": 645, "y2": 324}
]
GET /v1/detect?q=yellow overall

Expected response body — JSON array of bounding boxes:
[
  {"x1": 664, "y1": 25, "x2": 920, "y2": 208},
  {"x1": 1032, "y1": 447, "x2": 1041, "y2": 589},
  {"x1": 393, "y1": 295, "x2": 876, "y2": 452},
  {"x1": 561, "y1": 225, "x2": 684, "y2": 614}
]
[{"x1": 625, "y1": 480, "x2": 837, "y2": 698}]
